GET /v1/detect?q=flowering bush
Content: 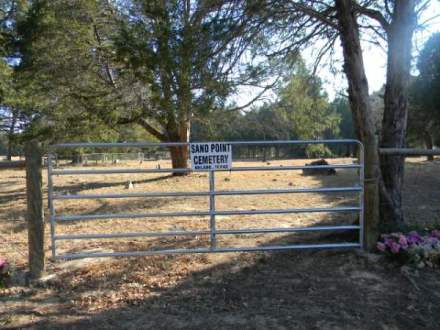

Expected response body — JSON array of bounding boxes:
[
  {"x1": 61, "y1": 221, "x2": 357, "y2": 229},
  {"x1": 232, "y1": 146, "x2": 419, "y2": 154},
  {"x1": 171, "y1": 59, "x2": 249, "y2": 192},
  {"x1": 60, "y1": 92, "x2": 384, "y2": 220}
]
[
  {"x1": 377, "y1": 230, "x2": 440, "y2": 268},
  {"x1": 0, "y1": 256, "x2": 10, "y2": 287}
]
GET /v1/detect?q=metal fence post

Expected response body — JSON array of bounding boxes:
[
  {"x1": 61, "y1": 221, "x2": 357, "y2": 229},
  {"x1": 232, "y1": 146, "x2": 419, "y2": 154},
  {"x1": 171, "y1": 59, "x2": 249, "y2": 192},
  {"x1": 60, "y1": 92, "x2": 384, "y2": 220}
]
[
  {"x1": 47, "y1": 153, "x2": 57, "y2": 259},
  {"x1": 358, "y1": 143, "x2": 365, "y2": 249},
  {"x1": 209, "y1": 170, "x2": 217, "y2": 249}
]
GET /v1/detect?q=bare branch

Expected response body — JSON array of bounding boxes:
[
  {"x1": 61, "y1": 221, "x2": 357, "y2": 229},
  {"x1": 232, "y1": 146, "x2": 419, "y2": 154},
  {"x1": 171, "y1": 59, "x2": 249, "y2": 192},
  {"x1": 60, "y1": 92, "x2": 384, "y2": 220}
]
[
  {"x1": 355, "y1": 4, "x2": 390, "y2": 32},
  {"x1": 224, "y1": 76, "x2": 282, "y2": 113},
  {"x1": 289, "y1": 2, "x2": 340, "y2": 31}
]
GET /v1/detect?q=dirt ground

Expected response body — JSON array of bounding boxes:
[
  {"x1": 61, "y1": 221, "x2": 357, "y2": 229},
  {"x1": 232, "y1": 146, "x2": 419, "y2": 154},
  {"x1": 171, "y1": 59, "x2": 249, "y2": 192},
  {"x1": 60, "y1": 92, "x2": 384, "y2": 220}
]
[{"x1": 1, "y1": 157, "x2": 440, "y2": 329}]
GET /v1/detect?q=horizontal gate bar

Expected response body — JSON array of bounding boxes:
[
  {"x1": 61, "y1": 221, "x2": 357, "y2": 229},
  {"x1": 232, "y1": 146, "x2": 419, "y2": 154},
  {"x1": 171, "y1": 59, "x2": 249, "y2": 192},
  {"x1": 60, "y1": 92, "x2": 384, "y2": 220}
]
[
  {"x1": 52, "y1": 139, "x2": 362, "y2": 149},
  {"x1": 56, "y1": 210, "x2": 210, "y2": 221},
  {"x1": 55, "y1": 206, "x2": 360, "y2": 221},
  {"x1": 54, "y1": 191, "x2": 210, "y2": 199},
  {"x1": 53, "y1": 186, "x2": 362, "y2": 200},
  {"x1": 51, "y1": 164, "x2": 361, "y2": 176},
  {"x1": 55, "y1": 242, "x2": 362, "y2": 260},
  {"x1": 54, "y1": 225, "x2": 361, "y2": 240},
  {"x1": 215, "y1": 207, "x2": 360, "y2": 216},
  {"x1": 216, "y1": 187, "x2": 362, "y2": 195}
]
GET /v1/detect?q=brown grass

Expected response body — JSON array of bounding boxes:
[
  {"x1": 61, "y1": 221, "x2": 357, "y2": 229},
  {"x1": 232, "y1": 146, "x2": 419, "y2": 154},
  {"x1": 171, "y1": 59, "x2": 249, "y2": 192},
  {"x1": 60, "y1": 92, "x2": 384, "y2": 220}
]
[
  {"x1": 1, "y1": 157, "x2": 440, "y2": 329},
  {"x1": 2, "y1": 158, "x2": 361, "y2": 262},
  {"x1": 2, "y1": 157, "x2": 440, "y2": 265}
]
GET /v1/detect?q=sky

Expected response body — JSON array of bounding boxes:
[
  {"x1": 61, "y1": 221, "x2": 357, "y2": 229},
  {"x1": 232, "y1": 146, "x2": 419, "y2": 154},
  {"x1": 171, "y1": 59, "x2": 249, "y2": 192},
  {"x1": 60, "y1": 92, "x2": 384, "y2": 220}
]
[{"x1": 234, "y1": 1, "x2": 440, "y2": 106}]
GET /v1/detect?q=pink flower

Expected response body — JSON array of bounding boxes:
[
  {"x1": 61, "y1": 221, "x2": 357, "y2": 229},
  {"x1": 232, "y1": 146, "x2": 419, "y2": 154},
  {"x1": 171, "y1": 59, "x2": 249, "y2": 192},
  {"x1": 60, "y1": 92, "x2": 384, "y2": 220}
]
[
  {"x1": 430, "y1": 230, "x2": 440, "y2": 239},
  {"x1": 384, "y1": 238, "x2": 394, "y2": 248},
  {"x1": 399, "y1": 235, "x2": 408, "y2": 249},
  {"x1": 0, "y1": 257, "x2": 7, "y2": 269},
  {"x1": 377, "y1": 242, "x2": 386, "y2": 252},
  {"x1": 390, "y1": 242, "x2": 400, "y2": 254}
]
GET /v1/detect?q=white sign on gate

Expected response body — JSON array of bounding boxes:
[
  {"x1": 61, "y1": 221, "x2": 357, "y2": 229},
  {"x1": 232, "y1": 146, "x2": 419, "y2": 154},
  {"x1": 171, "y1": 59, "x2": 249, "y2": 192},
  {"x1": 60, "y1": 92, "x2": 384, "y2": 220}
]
[{"x1": 190, "y1": 142, "x2": 232, "y2": 170}]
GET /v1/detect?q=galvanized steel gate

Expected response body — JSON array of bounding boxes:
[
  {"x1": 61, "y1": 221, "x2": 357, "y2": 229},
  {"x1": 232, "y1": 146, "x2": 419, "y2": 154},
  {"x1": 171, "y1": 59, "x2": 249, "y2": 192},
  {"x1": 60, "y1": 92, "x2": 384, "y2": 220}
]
[{"x1": 47, "y1": 140, "x2": 364, "y2": 260}]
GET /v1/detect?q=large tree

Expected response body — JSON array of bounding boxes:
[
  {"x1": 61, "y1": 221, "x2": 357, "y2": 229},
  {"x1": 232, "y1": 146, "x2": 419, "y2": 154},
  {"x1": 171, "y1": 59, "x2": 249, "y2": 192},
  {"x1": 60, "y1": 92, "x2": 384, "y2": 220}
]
[
  {"x1": 17, "y1": 0, "x2": 275, "y2": 171},
  {"x1": 265, "y1": 0, "x2": 420, "y2": 243},
  {"x1": 15, "y1": 0, "x2": 137, "y2": 141},
  {"x1": 375, "y1": 0, "x2": 417, "y2": 226},
  {"x1": 335, "y1": 0, "x2": 418, "y2": 230},
  {"x1": 275, "y1": 60, "x2": 340, "y2": 156},
  {"x1": 0, "y1": 0, "x2": 30, "y2": 159},
  {"x1": 111, "y1": 0, "x2": 276, "y2": 170}
]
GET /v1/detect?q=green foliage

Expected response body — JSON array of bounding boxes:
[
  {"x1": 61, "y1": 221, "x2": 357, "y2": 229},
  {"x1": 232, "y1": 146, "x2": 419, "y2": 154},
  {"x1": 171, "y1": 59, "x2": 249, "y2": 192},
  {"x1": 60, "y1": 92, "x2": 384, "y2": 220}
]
[
  {"x1": 192, "y1": 58, "x2": 345, "y2": 158},
  {"x1": 0, "y1": 0, "x2": 159, "y2": 151},
  {"x1": 10, "y1": 0, "x2": 275, "y2": 153},
  {"x1": 276, "y1": 61, "x2": 340, "y2": 141},
  {"x1": 330, "y1": 97, "x2": 354, "y2": 139},
  {"x1": 408, "y1": 32, "x2": 440, "y2": 148},
  {"x1": 0, "y1": 61, "x2": 12, "y2": 106},
  {"x1": 111, "y1": 0, "x2": 275, "y2": 140},
  {"x1": 304, "y1": 144, "x2": 333, "y2": 158},
  {"x1": 15, "y1": 0, "x2": 129, "y2": 141},
  {"x1": 414, "y1": 32, "x2": 440, "y2": 118}
]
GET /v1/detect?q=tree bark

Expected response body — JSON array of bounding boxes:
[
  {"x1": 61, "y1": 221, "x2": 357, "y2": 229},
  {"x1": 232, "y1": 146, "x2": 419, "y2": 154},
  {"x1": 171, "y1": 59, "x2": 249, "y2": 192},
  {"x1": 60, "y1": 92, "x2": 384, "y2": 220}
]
[
  {"x1": 380, "y1": 0, "x2": 416, "y2": 225},
  {"x1": 7, "y1": 139, "x2": 13, "y2": 161},
  {"x1": 168, "y1": 118, "x2": 190, "y2": 176},
  {"x1": 71, "y1": 151, "x2": 83, "y2": 165},
  {"x1": 170, "y1": 145, "x2": 189, "y2": 171},
  {"x1": 335, "y1": 0, "x2": 381, "y2": 249}
]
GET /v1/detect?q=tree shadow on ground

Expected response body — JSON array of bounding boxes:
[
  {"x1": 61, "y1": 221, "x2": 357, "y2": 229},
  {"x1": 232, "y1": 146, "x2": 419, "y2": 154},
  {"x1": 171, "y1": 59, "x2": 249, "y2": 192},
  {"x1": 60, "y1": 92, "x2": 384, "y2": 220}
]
[
  {"x1": 2, "y1": 230, "x2": 439, "y2": 329},
  {"x1": 54, "y1": 175, "x2": 174, "y2": 195},
  {"x1": 0, "y1": 175, "x2": 176, "y2": 233},
  {"x1": 3, "y1": 161, "x2": 440, "y2": 328},
  {"x1": 0, "y1": 191, "x2": 26, "y2": 207},
  {"x1": 17, "y1": 164, "x2": 436, "y2": 329}
]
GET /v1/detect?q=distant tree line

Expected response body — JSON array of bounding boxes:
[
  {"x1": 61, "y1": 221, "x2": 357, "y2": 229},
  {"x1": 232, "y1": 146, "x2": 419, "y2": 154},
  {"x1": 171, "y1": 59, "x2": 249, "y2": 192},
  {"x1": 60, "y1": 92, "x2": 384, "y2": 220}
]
[{"x1": 192, "y1": 59, "x2": 355, "y2": 159}]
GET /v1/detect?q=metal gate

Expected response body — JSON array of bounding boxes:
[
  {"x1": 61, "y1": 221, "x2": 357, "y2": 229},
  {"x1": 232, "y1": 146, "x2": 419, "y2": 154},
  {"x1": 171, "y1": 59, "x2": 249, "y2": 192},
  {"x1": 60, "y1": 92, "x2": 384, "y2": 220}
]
[{"x1": 47, "y1": 140, "x2": 364, "y2": 260}]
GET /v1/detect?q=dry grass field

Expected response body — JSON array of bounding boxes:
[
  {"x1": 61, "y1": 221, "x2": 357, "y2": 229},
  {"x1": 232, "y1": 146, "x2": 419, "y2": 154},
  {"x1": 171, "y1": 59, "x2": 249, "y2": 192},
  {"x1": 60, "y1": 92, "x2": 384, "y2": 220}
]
[
  {"x1": 2, "y1": 158, "x2": 361, "y2": 262},
  {"x1": 1, "y1": 157, "x2": 440, "y2": 329}
]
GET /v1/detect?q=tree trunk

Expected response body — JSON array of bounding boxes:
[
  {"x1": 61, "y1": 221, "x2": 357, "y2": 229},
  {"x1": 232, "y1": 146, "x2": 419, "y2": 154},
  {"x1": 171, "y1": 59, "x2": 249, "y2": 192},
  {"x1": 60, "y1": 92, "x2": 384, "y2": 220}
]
[
  {"x1": 335, "y1": 0, "x2": 381, "y2": 249},
  {"x1": 345, "y1": 144, "x2": 351, "y2": 158},
  {"x1": 71, "y1": 152, "x2": 82, "y2": 165},
  {"x1": 423, "y1": 130, "x2": 434, "y2": 161},
  {"x1": 167, "y1": 2, "x2": 191, "y2": 177},
  {"x1": 380, "y1": 0, "x2": 416, "y2": 225},
  {"x1": 168, "y1": 117, "x2": 190, "y2": 176},
  {"x1": 7, "y1": 140, "x2": 13, "y2": 161},
  {"x1": 6, "y1": 110, "x2": 18, "y2": 161},
  {"x1": 170, "y1": 145, "x2": 189, "y2": 172}
]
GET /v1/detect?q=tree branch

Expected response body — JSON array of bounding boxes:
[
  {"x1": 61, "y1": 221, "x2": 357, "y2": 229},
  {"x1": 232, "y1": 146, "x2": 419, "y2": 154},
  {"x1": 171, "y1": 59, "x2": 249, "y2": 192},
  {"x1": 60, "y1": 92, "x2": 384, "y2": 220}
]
[
  {"x1": 224, "y1": 76, "x2": 281, "y2": 113},
  {"x1": 355, "y1": 4, "x2": 390, "y2": 32},
  {"x1": 136, "y1": 118, "x2": 167, "y2": 141},
  {"x1": 289, "y1": 3, "x2": 339, "y2": 31}
]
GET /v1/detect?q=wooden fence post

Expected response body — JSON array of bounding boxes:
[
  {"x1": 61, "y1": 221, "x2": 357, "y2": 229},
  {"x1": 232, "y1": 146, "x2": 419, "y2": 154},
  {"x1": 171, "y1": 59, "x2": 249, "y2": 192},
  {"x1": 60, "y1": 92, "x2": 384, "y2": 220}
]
[{"x1": 25, "y1": 140, "x2": 45, "y2": 279}]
